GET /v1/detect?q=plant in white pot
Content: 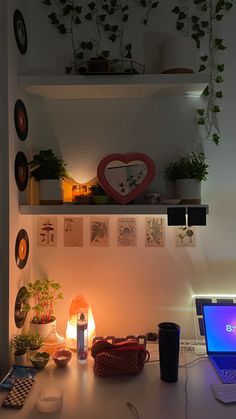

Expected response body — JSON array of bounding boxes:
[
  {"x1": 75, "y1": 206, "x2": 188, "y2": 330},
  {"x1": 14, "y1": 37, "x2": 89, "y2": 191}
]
[
  {"x1": 11, "y1": 332, "x2": 29, "y2": 365},
  {"x1": 24, "y1": 278, "x2": 63, "y2": 339},
  {"x1": 28, "y1": 149, "x2": 69, "y2": 204},
  {"x1": 164, "y1": 152, "x2": 208, "y2": 204}
]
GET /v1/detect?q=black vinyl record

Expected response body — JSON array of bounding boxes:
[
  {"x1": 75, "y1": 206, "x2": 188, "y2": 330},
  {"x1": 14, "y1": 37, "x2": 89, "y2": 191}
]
[
  {"x1": 14, "y1": 151, "x2": 29, "y2": 191},
  {"x1": 14, "y1": 99, "x2": 28, "y2": 141},
  {"x1": 15, "y1": 229, "x2": 29, "y2": 269},
  {"x1": 14, "y1": 286, "x2": 29, "y2": 328},
  {"x1": 13, "y1": 9, "x2": 28, "y2": 55}
]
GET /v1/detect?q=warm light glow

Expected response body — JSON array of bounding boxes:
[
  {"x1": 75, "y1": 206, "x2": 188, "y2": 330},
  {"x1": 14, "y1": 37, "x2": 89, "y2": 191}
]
[{"x1": 66, "y1": 306, "x2": 96, "y2": 349}]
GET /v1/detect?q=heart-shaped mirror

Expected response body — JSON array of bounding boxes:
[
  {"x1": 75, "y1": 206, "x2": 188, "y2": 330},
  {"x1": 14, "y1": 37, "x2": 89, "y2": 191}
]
[{"x1": 97, "y1": 153, "x2": 155, "y2": 204}]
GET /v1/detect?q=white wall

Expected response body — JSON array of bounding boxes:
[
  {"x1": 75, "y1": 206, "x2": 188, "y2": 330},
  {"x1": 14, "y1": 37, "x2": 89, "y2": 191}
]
[{"x1": 15, "y1": 1, "x2": 236, "y2": 340}]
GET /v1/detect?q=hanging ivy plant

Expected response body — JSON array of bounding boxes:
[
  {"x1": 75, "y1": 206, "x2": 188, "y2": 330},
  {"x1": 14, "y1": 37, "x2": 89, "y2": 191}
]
[
  {"x1": 172, "y1": 0, "x2": 233, "y2": 145},
  {"x1": 136, "y1": 0, "x2": 159, "y2": 26}
]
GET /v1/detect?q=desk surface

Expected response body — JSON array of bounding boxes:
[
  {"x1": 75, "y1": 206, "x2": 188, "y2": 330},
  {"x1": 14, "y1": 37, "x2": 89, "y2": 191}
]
[{"x1": 0, "y1": 346, "x2": 236, "y2": 419}]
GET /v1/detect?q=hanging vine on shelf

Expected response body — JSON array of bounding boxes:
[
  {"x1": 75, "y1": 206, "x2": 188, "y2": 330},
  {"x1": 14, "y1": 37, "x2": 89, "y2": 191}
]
[
  {"x1": 136, "y1": 0, "x2": 159, "y2": 26},
  {"x1": 172, "y1": 0, "x2": 233, "y2": 145}
]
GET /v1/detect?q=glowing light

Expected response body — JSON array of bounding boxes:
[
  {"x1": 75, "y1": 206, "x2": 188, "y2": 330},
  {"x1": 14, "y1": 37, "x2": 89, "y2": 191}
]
[{"x1": 66, "y1": 303, "x2": 96, "y2": 349}]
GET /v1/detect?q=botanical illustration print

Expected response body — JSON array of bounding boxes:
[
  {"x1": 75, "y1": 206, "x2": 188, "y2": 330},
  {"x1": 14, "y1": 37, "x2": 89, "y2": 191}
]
[
  {"x1": 37, "y1": 218, "x2": 57, "y2": 247},
  {"x1": 176, "y1": 226, "x2": 196, "y2": 247},
  {"x1": 145, "y1": 217, "x2": 165, "y2": 247},
  {"x1": 90, "y1": 217, "x2": 109, "y2": 247},
  {"x1": 117, "y1": 218, "x2": 137, "y2": 247},
  {"x1": 64, "y1": 218, "x2": 83, "y2": 247}
]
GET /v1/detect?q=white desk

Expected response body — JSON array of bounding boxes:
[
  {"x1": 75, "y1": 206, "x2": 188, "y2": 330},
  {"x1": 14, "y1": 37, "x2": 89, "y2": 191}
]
[{"x1": 0, "y1": 347, "x2": 236, "y2": 419}]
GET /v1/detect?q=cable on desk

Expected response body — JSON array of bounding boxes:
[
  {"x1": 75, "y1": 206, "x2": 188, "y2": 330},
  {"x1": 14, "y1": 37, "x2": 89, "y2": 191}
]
[
  {"x1": 179, "y1": 356, "x2": 208, "y2": 367},
  {"x1": 126, "y1": 401, "x2": 140, "y2": 419}
]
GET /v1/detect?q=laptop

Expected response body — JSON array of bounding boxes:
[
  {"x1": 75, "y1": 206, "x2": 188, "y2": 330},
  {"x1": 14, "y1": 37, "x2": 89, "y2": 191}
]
[{"x1": 203, "y1": 303, "x2": 236, "y2": 383}]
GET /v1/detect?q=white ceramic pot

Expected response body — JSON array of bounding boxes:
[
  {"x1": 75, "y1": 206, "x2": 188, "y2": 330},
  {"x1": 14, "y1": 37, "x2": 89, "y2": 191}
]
[
  {"x1": 175, "y1": 179, "x2": 201, "y2": 204},
  {"x1": 30, "y1": 318, "x2": 57, "y2": 339},
  {"x1": 159, "y1": 35, "x2": 196, "y2": 74},
  {"x1": 14, "y1": 352, "x2": 26, "y2": 366},
  {"x1": 38, "y1": 179, "x2": 63, "y2": 205}
]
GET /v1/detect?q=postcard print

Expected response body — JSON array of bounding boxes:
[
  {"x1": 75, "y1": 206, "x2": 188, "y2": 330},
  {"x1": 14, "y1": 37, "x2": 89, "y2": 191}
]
[
  {"x1": 176, "y1": 226, "x2": 196, "y2": 247},
  {"x1": 64, "y1": 218, "x2": 83, "y2": 247},
  {"x1": 37, "y1": 218, "x2": 57, "y2": 247},
  {"x1": 145, "y1": 217, "x2": 165, "y2": 247},
  {"x1": 90, "y1": 217, "x2": 109, "y2": 247},
  {"x1": 117, "y1": 217, "x2": 137, "y2": 247}
]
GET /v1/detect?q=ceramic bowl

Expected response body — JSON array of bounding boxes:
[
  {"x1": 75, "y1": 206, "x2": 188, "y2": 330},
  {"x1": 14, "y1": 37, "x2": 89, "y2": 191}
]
[
  {"x1": 30, "y1": 352, "x2": 50, "y2": 369},
  {"x1": 52, "y1": 349, "x2": 72, "y2": 367}
]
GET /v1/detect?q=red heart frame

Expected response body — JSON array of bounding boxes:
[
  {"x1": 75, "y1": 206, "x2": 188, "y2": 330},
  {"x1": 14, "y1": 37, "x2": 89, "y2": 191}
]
[{"x1": 97, "y1": 153, "x2": 155, "y2": 204}]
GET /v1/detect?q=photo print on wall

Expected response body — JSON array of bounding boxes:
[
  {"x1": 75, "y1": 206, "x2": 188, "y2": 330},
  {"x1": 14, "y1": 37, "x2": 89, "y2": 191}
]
[
  {"x1": 176, "y1": 226, "x2": 196, "y2": 247},
  {"x1": 90, "y1": 217, "x2": 109, "y2": 247},
  {"x1": 37, "y1": 218, "x2": 57, "y2": 247},
  {"x1": 64, "y1": 218, "x2": 83, "y2": 247},
  {"x1": 117, "y1": 218, "x2": 137, "y2": 247},
  {"x1": 145, "y1": 217, "x2": 165, "y2": 247}
]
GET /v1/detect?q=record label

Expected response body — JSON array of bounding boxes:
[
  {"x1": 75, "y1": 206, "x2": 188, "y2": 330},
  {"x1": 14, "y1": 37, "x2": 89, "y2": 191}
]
[{"x1": 15, "y1": 229, "x2": 29, "y2": 269}]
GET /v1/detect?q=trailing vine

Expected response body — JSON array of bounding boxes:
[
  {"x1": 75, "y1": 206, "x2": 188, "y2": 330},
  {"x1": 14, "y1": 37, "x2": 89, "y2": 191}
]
[
  {"x1": 172, "y1": 0, "x2": 233, "y2": 145},
  {"x1": 42, "y1": 0, "x2": 159, "y2": 74}
]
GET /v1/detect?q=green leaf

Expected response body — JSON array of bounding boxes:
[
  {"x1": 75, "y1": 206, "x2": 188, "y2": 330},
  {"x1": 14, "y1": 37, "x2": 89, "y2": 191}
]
[
  {"x1": 191, "y1": 15, "x2": 200, "y2": 23},
  {"x1": 199, "y1": 64, "x2": 206, "y2": 72},
  {"x1": 102, "y1": 50, "x2": 110, "y2": 58},
  {"x1": 57, "y1": 24, "x2": 66, "y2": 34},
  {"x1": 216, "y1": 75, "x2": 224, "y2": 83},
  {"x1": 76, "y1": 52, "x2": 83, "y2": 59},
  {"x1": 176, "y1": 21, "x2": 184, "y2": 30},
  {"x1": 212, "y1": 133, "x2": 220, "y2": 145},
  {"x1": 216, "y1": 91, "x2": 223, "y2": 98},
  {"x1": 200, "y1": 55, "x2": 208, "y2": 62},
  {"x1": 178, "y1": 11, "x2": 186, "y2": 20},
  {"x1": 201, "y1": 21, "x2": 209, "y2": 27},
  {"x1": 197, "y1": 109, "x2": 205, "y2": 116},
  {"x1": 143, "y1": 19, "x2": 148, "y2": 25},
  {"x1": 62, "y1": 5, "x2": 73, "y2": 16},
  {"x1": 217, "y1": 64, "x2": 224, "y2": 72},
  {"x1": 216, "y1": 14, "x2": 223, "y2": 20},
  {"x1": 123, "y1": 14, "x2": 129, "y2": 22},
  {"x1": 109, "y1": 33, "x2": 116, "y2": 42},
  {"x1": 172, "y1": 6, "x2": 180, "y2": 13},
  {"x1": 152, "y1": 1, "x2": 159, "y2": 8},
  {"x1": 75, "y1": 6, "x2": 82, "y2": 14},
  {"x1": 74, "y1": 16, "x2": 81, "y2": 24},
  {"x1": 85, "y1": 12, "x2": 92, "y2": 20},
  {"x1": 213, "y1": 105, "x2": 220, "y2": 113},
  {"x1": 99, "y1": 14, "x2": 106, "y2": 21},
  {"x1": 88, "y1": 2, "x2": 96, "y2": 10},
  {"x1": 112, "y1": 25, "x2": 118, "y2": 32},
  {"x1": 43, "y1": 0, "x2": 52, "y2": 5},
  {"x1": 125, "y1": 43, "x2": 132, "y2": 51},
  {"x1": 197, "y1": 117, "x2": 205, "y2": 125},
  {"x1": 122, "y1": 5, "x2": 129, "y2": 11},
  {"x1": 104, "y1": 23, "x2": 111, "y2": 31},
  {"x1": 225, "y1": 2, "x2": 233, "y2": 11}
]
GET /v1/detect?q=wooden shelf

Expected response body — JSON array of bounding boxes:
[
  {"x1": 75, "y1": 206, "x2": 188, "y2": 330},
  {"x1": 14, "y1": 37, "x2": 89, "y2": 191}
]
[
  {"x1": 18, "y1": 73, "x2": 208, "y2": 99},
  {"x1": 20, "y1": 204, "x2": 209, "y2": 215}
]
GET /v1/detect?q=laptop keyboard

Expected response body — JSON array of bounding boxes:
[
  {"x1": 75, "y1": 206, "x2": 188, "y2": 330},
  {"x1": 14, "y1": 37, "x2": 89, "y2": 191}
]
[{"x1": 212, "y1": 356, "x2": 236, "y2": 370}]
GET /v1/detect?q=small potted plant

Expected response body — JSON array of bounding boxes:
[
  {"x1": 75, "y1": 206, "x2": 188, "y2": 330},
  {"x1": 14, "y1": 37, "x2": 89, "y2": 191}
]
[
  {"x1": 164, "y1": 152, "x2": 208, "y2": 203},
  {"x1": 11, "y1": 332, "x2": 29, "y2": 365},
  {"x1": 28, "y1": 149, "x2": 69, "y2": 205},
  {"x1": 27, "y1": 331, "x2": 44, "y2": 357},
  {"x1": 24, "y1": 278, "x2": 63, "y2": 339}
]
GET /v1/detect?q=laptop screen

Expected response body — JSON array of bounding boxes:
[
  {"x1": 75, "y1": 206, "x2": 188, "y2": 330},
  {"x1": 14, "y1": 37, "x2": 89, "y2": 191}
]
[{"x1": 203, "y1": 304, "x2": 236, "y2": 353}]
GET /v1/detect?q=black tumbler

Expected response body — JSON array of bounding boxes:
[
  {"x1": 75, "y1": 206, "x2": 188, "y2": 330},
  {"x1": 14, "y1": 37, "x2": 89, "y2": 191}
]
[{"x1": 158, "y1": 322, "x2": 180, "y2": 383}]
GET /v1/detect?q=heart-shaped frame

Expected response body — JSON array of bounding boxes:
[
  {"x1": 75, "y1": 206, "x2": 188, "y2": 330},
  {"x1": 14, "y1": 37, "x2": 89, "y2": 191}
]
[{"x1": 97, "y1": 153, "x2": 155, "y2": 204}]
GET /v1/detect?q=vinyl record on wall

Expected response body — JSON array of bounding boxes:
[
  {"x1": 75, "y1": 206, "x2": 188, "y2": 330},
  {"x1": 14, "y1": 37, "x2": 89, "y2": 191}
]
[
  {"x1": 14, "y1": 151, "x2": 29, "y2": 191},
  {"x1": 15, "y1": 229, "x2": 29, "y2": 269},
  {"x1": 13, "y1": 9, "x2": 28, "y2": 55},
  {"x1": 14, "y1": 99, "x2": 28, "y2": 141},
  {"x1": 14, "y1": 286, "x2": 29, "y2": 328}
]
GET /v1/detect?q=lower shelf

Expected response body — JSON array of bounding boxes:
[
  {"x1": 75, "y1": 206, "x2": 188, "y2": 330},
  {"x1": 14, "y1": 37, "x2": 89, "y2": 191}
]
[{"x1": 19, "y1": 204, "x2": 209, "y2": 215}]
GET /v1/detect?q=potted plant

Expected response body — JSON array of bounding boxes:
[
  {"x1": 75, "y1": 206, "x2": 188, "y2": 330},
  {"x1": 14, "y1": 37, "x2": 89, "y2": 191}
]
[
  {"x1": 27, "y1": 331, "x2": 44, "y2": 357},
  {"x1": 28, "y1": 149, "x2": 69, "y2": 204},
  {"x1": 24, "y1": 278, "x2": 63, "y2": 339},
  {"x1": 11, "y1": 332, "x2": 29, "y2": 365},
  {"x1": 164, "y1": 152, "x2": 208, "y2": 203}
]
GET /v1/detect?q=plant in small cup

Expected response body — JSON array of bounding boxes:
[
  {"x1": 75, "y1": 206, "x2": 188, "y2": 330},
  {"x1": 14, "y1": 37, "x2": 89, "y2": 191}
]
[
  {"x1": 11, "y1": 332, "x2": 29, "y2": 365},
  {"x1": 24, "y1": 278, "x2": 63, "y2": 325},
  {"x1": 27, "y1": 331, "x2": 44, "y2": 356}
]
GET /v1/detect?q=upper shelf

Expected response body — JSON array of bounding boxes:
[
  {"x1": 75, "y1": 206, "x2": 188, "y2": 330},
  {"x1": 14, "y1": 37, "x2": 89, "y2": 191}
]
[
  {"x1": 20, "y1": 204, "x2": 209, "y2": 215},
  {"x1": 18, "y1": 73, "x2": 208, "y2": 99}
]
